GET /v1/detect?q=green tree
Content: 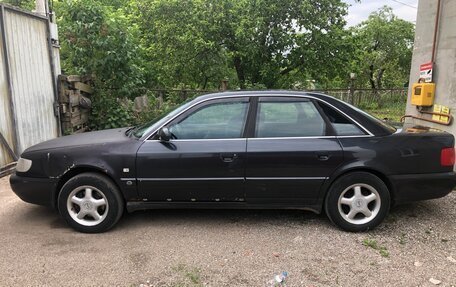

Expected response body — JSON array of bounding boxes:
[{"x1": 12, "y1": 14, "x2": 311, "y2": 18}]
[
  {"x1": 350, "y1": 6, "x2": 414, "y2": 89},
  {"x1": 133, "y1": 0, "x2": 350, "y2": 89},
  {"x1": 54, "y1": 0, "x2": 146, "y2": 129},
  {"x1": 56, "y1": 0, "x2": 144, "y2": 99},
  {"x1": 2, "y1": 0, "x2": 415, "y2": 129},
  {"x1": 131, "y1": 0, "x2": 233, "y2": 89}
]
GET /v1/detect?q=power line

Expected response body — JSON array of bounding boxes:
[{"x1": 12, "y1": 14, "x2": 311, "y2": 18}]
[{"x1": 391, "y1": 0, "x2": 417, "y2": 9}]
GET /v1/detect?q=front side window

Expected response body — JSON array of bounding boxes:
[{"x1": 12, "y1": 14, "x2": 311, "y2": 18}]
[
  {"x1": 255, "y1": 100, "x2": 326, "y2": 137},
  {"x1": 317, "y1": 102, "x2": 366, "y2": 136},
  {"x1": 169, "y1": 101, "x2": 249, "y2": 139},
  {"x1": 133, "y1": 100, "x2": 195, "y2": 138}
]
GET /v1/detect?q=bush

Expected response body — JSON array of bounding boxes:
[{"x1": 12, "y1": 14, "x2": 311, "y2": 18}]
[{"x1": 90, "y1": 94, "x2": 134, "y2": 130}]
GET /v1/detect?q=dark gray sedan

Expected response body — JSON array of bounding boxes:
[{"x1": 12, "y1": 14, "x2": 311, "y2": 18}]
[{"x1": 10, "y1": 91, "x2": 456, "y2": 232}]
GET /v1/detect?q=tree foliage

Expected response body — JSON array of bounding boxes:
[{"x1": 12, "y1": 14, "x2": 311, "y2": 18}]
[
  {"x1": 56, "y1": 0, "x2": 145, "y2": 99},
  {"x1": 2, "y1": 0, "x2": 415, "y2": 128},
  {"x1": 0, "y1": 0, "x2": 34, "y2": 10},
  {"x1": 349, "y1": 6, "x2": 415, "y2": 89},
  {"x1": 1, "y1": 0, "x2": 415, "y2": 90},
  {"x1": 131, "y1": 0, "x2": 351, "y2": 89}
]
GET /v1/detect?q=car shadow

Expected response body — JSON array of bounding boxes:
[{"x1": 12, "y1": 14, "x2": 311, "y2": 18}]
[
  {"x1": 114, "y1": 198, "x2": 450, "y2": 233},
  {"x1": 386, "y1": 199, "x2": 447, "y2": 223},
  {"x1": 8, "y1": 204, "x2": 66, "y2": 230},
  {"x1": 115, "y1": 208, "x2": 328, "y2": 231},
  {"x1": 9, "y1": 198, "x2": 448, "y2": 233}
]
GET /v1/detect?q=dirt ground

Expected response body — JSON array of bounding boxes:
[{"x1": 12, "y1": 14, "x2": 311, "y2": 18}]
[{"x1": 0, "y1": 175, "x2": 455, "y2": 287}]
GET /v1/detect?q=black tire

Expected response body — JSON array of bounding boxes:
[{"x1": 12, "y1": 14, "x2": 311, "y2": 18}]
[
  {"x1": 58, "y1": 172, "x2": 124, "y2": 233},
  {"x1": 325, "y1": 172, "x2": 390, "y2": 232}
]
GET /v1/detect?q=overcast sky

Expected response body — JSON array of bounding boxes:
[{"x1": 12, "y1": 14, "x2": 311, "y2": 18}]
[{"x1": 344, "y1": 0, "x2": 419, "y2": 26}]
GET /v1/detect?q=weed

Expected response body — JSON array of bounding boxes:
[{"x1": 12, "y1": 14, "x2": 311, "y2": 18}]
[
  {"x1": 363, "y1": 238, "x2": 389, "y2": 258},
  {"x1": 185, "y1": 268, "x2": 201, "y2": 284},
  {"x1": 363, "y1": 238, "x2": 379, "y2": 249},
  {"x1": 379, "y1": 248, "x2": 390, "y2": 258},
  {"x1": 172, "y1": 264, "x2": 202, "y2": 287},
  {"x1": 399, "y1": 233, "x2": 407, "y2": 245}
]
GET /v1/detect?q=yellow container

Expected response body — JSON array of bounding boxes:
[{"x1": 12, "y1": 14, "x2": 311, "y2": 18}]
[{"x1": 411, "y1": 83, "x2": 435, "y2": 106}]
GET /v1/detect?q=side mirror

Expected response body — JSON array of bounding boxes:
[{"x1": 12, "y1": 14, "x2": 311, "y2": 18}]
[{"x1": 159, "y1": 127, "x2": 172, "y2": 142}]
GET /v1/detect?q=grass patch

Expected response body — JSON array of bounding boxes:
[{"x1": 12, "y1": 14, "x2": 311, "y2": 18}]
[
  {"x1": 172, "y1": 264, "x2": 203, "y2": 287},
  {"x1": 366, "y1": 105, "x2": 405, "y2": 123},
  {"x1": 399, "y1": 233, "x2": 407, "y2": 245},
  {"x1": 363, "y1": 238, "x2": 390, "y2": 258}
]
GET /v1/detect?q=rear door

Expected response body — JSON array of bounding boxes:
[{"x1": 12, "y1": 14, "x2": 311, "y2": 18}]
[{"x1": 245, "y1": 96, "x2": 344, "y2": 205}]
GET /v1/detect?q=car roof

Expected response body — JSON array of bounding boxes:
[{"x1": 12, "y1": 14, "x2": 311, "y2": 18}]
[
  {"x1": 195, "y1": 90, "x2": 330, "y2": 101},
  {"x1": 192, "y1": 90, "x2": 395, "y2": 137}
]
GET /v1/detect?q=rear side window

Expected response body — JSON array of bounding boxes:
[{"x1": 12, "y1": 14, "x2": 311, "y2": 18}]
[
  {"x1": 255, "y1": 100, "x2": 326, "y2": 137},
  {"x1": 317, "y1": 102, "x2": 366, "y2": 136}
]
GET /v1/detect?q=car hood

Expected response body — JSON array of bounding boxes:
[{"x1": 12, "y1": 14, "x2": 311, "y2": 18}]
[{"x1": 23, "y1": 128, "x2": 131, "y2": 154}]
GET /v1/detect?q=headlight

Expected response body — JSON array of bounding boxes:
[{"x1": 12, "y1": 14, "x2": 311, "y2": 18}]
[{"x1": 16, "y1": 157, "x2": 32, "y2": 173}]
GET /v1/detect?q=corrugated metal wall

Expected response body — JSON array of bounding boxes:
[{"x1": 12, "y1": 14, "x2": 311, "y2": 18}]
[
  {"x1": 0, "y1": 20, "x2": 14, "y2": 167},
  {"x1": 0, "y1": 5, "x2": 59, "y2": 168}
]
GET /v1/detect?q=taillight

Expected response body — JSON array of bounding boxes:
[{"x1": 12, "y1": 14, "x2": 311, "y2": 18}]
[{"x1": 441, "y1": 147, "x2": 455, "y2": 167}]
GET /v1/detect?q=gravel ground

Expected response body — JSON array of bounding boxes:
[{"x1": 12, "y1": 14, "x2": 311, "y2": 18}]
[{"x1": 0, "y1": 175, "x2": 455, "y2": 286}]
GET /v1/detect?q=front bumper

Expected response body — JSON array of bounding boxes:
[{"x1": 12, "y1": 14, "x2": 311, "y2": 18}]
[
  {"x1": 9, "y1": 174, "x2": 58, "y2": 208},
  {"x1": 390, "y1": 172, "x2": 456, "y2": 204}
]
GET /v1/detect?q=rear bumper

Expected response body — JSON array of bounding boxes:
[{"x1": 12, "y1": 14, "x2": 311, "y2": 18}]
[
  {"x1": 9, "y1": 174, "x2": 57, "y2": 208},
  {"x1": 390, "y1": 172, "x2": 456, "y2": 204}
]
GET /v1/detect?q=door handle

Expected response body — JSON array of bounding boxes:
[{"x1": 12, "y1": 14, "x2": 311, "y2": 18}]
[
  {"x1": 317, "y1": 154, "x2": 330, "y2": 161},
  {"x1": 220, "y1": 153, "x2": 237, "y2": 163}
]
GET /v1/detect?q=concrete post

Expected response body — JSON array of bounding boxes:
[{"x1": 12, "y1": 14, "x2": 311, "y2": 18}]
[
  {"x1": 405, "y1": 0, "x2": 456, "y2": 134},
  {"x1": 35, "y1": 0, "x2": 46, "y2": 16}
]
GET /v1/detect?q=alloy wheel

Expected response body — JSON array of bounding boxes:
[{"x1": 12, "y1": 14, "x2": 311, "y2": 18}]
[
  {"x1": 337, "y1": 183, "x2": 381, "y2": 225},
  {"x1": 66, "y1": 185, "x2": 109, "y2": 226}
]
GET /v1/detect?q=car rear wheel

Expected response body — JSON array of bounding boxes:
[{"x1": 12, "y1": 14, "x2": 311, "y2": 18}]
[
  {"x1": 58, "y1": 172, "x2": 124, "y2": 233},
  {"x1": 325, "y1": 172, "x2": 390, "y2": 232}
]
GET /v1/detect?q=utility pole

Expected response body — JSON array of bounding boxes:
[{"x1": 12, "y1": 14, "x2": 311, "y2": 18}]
[
  {"x1": 35, "y1": 0, "x2": 46, "y2": 16},
  {"x1": 36, "y1": 0, "x2": 62, "y2": 135},
  {"x1": 220, "y1": 79, "x2": 228, "y2": 91},
  {"x1": 349, "y1": 73, "x2": 356, "y2": 105}
]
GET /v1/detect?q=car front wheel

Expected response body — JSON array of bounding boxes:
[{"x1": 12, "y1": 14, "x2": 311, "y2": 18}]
[
  {"x1": 325, "y1": 172, "x2": 390, "y2": 232},
  {"x1": 58, "y1": 172, "x2": 124, "y2": 233}
]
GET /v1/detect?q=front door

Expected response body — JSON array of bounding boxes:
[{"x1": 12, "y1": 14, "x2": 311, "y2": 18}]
[
  {"x1": 136, "y1": 97, "x2": 250, "y2": 202},
  {"x1": 245, "y1": 97, "x2": 344, "y2": 205}
]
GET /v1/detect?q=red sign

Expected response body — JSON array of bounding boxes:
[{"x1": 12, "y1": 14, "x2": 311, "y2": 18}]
[{"x1": 420, "y1": 62, "x2": 433, "y2": 82}]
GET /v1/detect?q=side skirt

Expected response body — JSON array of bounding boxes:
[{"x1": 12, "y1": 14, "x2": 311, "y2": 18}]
[{"x1": 126, "y1": 201, "x2": 321, "y2": 214}]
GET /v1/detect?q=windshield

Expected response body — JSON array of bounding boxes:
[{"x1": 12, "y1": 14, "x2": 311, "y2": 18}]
[{"x1": 132, "y1": 100, "x2": 195, "y2": 138}]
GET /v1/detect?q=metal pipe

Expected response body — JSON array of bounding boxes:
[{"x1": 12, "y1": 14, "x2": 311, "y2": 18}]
[
  {"x1": 45, "y1": 8, "x2": 62, "y2": 136},
  {"x1": 418, "y1": 110, "x2": 451, "y2": 117},
  {"x1": 0, "y1": 131, "x2": 17, "y2": 161},
  {"x1": 0, "y1": 162, "x2": 17, "y2": 178},
  {"x1": 431, "y1": 0, "x2": 441, "y2": 63},
  {"x1": 401, "y1": 114, "x2": 452, "y2": 126}
]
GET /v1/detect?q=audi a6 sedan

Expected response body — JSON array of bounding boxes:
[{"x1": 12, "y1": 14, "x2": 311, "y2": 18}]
[{"x1": 10, "y1": 91, "x2": 456, "y2": 233}]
